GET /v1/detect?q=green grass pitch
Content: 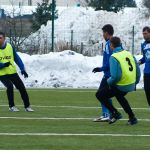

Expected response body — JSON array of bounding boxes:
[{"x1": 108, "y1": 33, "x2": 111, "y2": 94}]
[{"x1": 0, "y1": 88, "x2": 149, "y2": 150}]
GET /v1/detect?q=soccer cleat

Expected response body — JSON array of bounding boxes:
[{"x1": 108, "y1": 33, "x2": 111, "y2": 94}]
[
  {"x1": 127, "y1": 117, "x2": 138, "y2": 125},
  {"x1": 109, "y1": 112, "x2": 122, "y2": 124},
  {"x1": 9, "y1": 106, "x2": 20, "y2": 112},
  {"x1": 25, "y1": 106, "x2": 34, "y2": 112},
  {"x1": 93, "y1": 116, "x2": 110, "y2": 122},
  {"x1": 93, "y1": 116, "x2": 104, "y2": 122}
]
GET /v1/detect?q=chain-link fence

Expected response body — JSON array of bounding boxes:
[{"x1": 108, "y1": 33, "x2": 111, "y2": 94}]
[
  {"x1": 23, "y1": 26, "x2": 142, "y2": 56},
  {"x1": 21, "y1": 7, "x2": 150, "y2": 56},
  {"x1": 1, "y1": 6, "x2": 150, "y2": 56}
]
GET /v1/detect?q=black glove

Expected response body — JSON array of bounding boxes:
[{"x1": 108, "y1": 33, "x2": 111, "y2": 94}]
[
  {"x1": 21, "y1": 70, "x2": 28, "y2": 78},
  {"x1": 92, "y1": 67, "x2": 101, "y2": 73},
  {"x1": 4, "y1": 62, "x2": 11, "y2": 67}
]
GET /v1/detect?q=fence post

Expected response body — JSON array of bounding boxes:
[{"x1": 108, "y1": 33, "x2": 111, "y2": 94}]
[
  {"x1": 101, "y1": 42, "x2": 104, "y2": 55},
  {"x1": 81, "y1": 42, "x2": 83, "y2": 54},
  {"x1": 9, "y1": 29, "x2": 12, "y2": 44},
  {"x1": 71, "y1": 30, "x2": 73, "y2": 50},
  {"x1": 51, "y1": 0, "x2": 55, "y2": 52},
  {"x1": 132, "y1": 25, "x2": 135, "y2": 55}
]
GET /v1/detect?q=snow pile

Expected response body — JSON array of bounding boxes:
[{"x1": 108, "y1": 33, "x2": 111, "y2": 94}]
[
  {"x1": 23, "y1": 7, "x2": 150, "y2": 56},
  {"x1": 18, "y1": 50, "x2": 102, "y2": 88},
  {"x1": 0, "y1": 50, "x2": 144, "y2": 89}
]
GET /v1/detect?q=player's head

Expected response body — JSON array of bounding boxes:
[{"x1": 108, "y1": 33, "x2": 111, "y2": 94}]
[
  {"x1": 102, "y1": 24, "x2": 114, "y2": 41},
  {"x1": 143, "y1": 26, "x2": 150, "y2": 41},
  {"x1": 0, "y1": 31, "x2": 6, "y2": 46},
  {"x1": 110, "y1": 36, "x2": 121, "y2": 50}
]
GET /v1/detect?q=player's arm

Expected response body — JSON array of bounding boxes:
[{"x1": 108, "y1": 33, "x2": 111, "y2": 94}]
[
  {"x1": 107, "y1": 56, "x2": 121, "y2": 86},
  {"x1": 138, "y1": 43, "x2": 145, "y2": 65},
  {"x1": 0, "y1": 62, "x2": 10, "y2": 69},
  {"x1": 12, "y1": 46, "x2": 25, "y2": 71},
  {"x1": 98, "y1": 51, "x2": 111, "y2": 72},
  {"x1": 13, "y1": 46, "x2": 28, "y2": 78},
  {"x1": 134, "y1": 57, "x2": 141, "y2": 84}
]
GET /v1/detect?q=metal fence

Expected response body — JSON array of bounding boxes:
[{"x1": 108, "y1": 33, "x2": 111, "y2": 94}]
[
  {"x1": 23, "y1": 25, "x2": 142, "y2": 56},
  {"x1": 3, "y1": 7, "x2": 150, "y2": 56},
  {"x1": 22, "y1": 8, "x2": 150, "y2": 56}
]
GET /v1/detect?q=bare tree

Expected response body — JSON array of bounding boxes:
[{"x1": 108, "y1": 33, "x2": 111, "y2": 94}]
[
  {"x1": 143, "y1": 0, "x2": 150, "y2": 9},
  {"x1": 4, "y1": 0, "x2": 33, "y2": 51},
  {"x1": 141, "y1": 0, "x2": 150, "y2": 18}
]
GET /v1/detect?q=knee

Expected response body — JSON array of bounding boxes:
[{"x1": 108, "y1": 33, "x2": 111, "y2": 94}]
[
  {"x1": 144, "y1": 86, "x2": 149, "y2": 91},
  {"x1": 96, "y1": 91, "x2": 103, "y2": 102},
  {"x1": 15, "y1": 83, "x2": 25, "y2": 90},
  {"x1": 6, "y1": 83, "x2": 13, "y2": 91}
]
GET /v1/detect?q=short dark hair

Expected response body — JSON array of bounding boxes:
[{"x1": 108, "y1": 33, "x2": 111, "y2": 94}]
[
  {"x1": 143, "y1": 26, "x2": 150, "y2": 33},
  {"x1": 102, "y1": 24, "x2": 114, "y2": 36},
  {"x1": 0, "y1": 31, "x2": 5, "y2": 37},
  {"x1": 110, "y1": 36, "x2": 121, "y2": 48}
]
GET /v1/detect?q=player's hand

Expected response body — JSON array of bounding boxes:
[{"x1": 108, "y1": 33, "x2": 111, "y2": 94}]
[
  {"x1": 21, "y1": 70, "x2": 28, "y2": 78},
  {"x1": 4, "y1": 62, "x2": 11, "y2": 67},
  {"x1": 92, "y1": 67, "x2": 101, "y2": 73}
]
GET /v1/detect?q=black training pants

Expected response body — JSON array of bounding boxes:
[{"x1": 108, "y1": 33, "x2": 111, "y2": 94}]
[
  {"x1": 0, "y1": 73, "x2": 30, "y2": 108},
  {"x1": 144, "y1": 74, "x2": 150, "y2": 106},
  {"x1": 96, "y1": 86, "x2": 135, "y2": 119}
]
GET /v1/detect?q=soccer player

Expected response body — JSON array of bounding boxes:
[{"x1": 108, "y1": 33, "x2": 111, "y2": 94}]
[
  {"x1": 92, "y1": 24, "x2": 113, "y2": 122},
  {"x1": 0, "y1": 31, "x2": 34, "y2": 112},
  {"x1": 96, "y1": 36, "x2": 141, "y2": 125},
  {"x1": 138, "y1": 26, "x2": 150, "y2": 106}
]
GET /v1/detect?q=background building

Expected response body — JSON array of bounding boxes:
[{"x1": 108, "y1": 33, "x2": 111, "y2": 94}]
[{"x1": 0, "y1": 0, "x2": 81, "y2": 6}]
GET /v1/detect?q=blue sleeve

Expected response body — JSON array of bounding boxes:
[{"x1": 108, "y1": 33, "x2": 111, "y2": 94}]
[
  {"x1": 0, "y1": 63, "x2": 5, "y2": 69},
  {"x1": 107, "y1": 56, "x2": 122, "y2": 86},
  {"x1": 13, "y1": 46, "x2": 25, "y2": 71},
  {"x1": 139, "y1": 43, "x2": 146, "y2": 64},
  {"x1": 100, "y1": 43, "x2": 112, "y2": 72},
  {"x1": 134, "y1": 57, "x2": 141, "y2": 84},
  {"x1": 99, "y1": 52, "x2": 110, "y2": 72}
]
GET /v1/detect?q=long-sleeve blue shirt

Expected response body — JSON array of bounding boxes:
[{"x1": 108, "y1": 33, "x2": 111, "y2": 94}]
[
  {"x1": 107, "y1": 47, "x2": 141, "y2": 92},
  {"x1": 0, "y1": 41, "x2": 25, "y2": 71},
  {"x1": 100, "y1": 40, "x2": 112, "y2": 78},
  {"x1": 139, "y1": 41, "x2": 150, "y2": 74}
]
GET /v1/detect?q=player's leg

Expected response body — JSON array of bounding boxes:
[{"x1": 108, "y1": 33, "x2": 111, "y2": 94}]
[
  {"x1": 9, "y1": 73, "x2": 33, "y2": 111},
  {"x1": 115, "y1": 91, "x2": 137, "y2": 125},
  {"x1": 94, "y1": 77, "x2": 112, "y2": 122},
  {"x1": 144, "y1": 74, "x2": 150, "y2": 106},
  {"x1": 0, "y1": 75, "x2": 19, "y2": 111},
  {"x1": 96, "y1": 86, "x2": 122, "y2": 124}
]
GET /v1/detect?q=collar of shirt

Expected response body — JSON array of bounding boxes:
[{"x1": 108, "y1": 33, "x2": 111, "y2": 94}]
[
  {"x1": 113, "y1": 46, "x2": 123, "y2": 53},
  {"x1": 145, "y1": 40, "x2": 150, "y2": 43},
  {"x1": 0, "y1": 41, "x2": 7, "y2": 49}
]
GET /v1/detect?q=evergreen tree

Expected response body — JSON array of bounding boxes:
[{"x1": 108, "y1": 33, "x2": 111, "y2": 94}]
[
  {"x1": 32, "y1": 0, "x2": 58, "y2": 31},
  {"x1": 143, "y1": 0, "x2": 150, "y2": 9},
  {"x1": 86, "y1": 0, "x2": 136, "y2": 12}
]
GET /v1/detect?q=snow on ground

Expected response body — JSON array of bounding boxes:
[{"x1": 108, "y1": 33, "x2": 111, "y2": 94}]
[{"x1": 0, "y1": 50, "x2": 144, "y2": 89}]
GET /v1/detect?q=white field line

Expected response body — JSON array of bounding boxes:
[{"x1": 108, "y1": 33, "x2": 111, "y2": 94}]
[
  {"x1": 0, "y1": 88, "x2": 144, "y2": 92},
  {"x1": 0, "y1": 89, "x2": 96, "y2": 92},
  {"x1": 0, "y1": 133, "x2": 149, "y2": 137},
  {"x1": 0, "y1": 117, "x2": 150, "y2": 121},
  {"x1": 0, "y1": 105, "x2": 149, "y2": 110}
]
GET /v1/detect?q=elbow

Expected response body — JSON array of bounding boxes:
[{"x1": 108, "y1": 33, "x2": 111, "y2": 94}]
[{"x1": 108, "y1": 78, "x2": 117, "y2": 86}]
